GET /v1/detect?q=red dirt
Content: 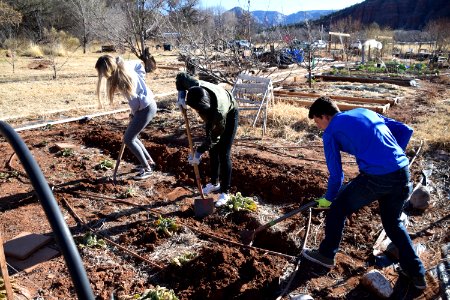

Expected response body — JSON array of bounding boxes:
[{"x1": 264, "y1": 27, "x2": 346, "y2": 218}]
[{"x1": 0, "y1": 81, "x2": 447, "y2": 299}]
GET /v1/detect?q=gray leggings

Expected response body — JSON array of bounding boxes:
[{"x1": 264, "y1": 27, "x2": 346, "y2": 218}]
[{"x1": 123, "y1": 101, "x2": 157, "y2": 169}]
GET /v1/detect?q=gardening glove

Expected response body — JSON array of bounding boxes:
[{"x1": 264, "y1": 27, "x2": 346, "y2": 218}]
[
  {"x1": 315, "y1": 197, "x2": 332, "y2": 208},
  {"x1": 187, "y1": 151, "x2": 202, "y2": 165},
  {"x1": 177, "y1": 90, "x2": 187, "y2": 109}
]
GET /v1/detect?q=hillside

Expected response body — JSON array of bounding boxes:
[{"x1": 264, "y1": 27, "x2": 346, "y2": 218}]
[
  {"x1": 229, "y1": 7, "x2": 334, "y2": 27},
  {"x1": 322, "y1": 0, "x2": 450, "y2": 30}
]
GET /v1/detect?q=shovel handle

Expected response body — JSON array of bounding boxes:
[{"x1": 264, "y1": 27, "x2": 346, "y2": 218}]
[
  {"x1": 181, "y1": 108, "x2": 205, "y2": 199},
  {"x1": 254, "y1": 200, "x2": 316, "y2": 234},
  {"x1": 113, "y1": 141, "x2": 126, "y2": 183}
]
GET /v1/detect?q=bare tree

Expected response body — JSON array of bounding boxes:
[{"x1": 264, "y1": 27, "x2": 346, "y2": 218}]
[
  {"x1": 425, "y1": 18, "x2": 450, "y2": 52},
  {"x1": 294, "y1": 21, "x2": 328, "y2": 88},
  {"x1": 42, "y1": 27, "x2": 80, "y2": 79},
  {"x1": 4, "y1": 0, "x2": 67, "y2": 41},
  {"x1": 67, "y1": 0, "x2": 106, "y2": 54},
  {"x1": 98, "y1": 0, "x2": 167, "y2": 72},
  {"x1": 0, "y1": 2, "x2": 22, "y2": 73},
  {"x1": 0, "y1": 2, "x2": 22, "y2": 27}
]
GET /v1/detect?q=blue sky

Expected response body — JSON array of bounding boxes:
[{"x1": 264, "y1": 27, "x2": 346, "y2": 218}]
[{"x1": 200, "y1": 0, "x2": 364, "y2": 15}]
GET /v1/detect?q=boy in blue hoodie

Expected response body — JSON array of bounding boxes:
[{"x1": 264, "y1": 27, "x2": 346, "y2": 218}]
[{"x1": 302, "y1": 97, "x2": 426, "y2": 290}]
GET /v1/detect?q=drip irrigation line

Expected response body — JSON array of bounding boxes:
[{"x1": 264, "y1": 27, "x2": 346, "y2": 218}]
[
  {"x1": 183, "y1": 223, "x2": 297, "y2": 261},
  {"x1": 236, "y1": 140, "x2": 323, "y2": 149},
  {"x1": 75, "y1": 190, "x2": 297, "y2": 261},
  {"x1": 408, "y1": 139, "x2": 424, "y2": 168},
  {"x1": 74, "y1": 191, "x2": 153, "y2": 209},
  {"x1": 12, "y1": 91, "x2": 177, "y2": 133},
  {"x1": 236, "y1": 141, "x2": 356, "y2": 164},
  {"x1": 14, "y1": 108, "x2": 130, "y2": 132},
  {"x1": 5, "y1": 262, "x2": 60, "y2": 300},
  {"x1": 59, "y1": 197, "x2": 164, "y2": 270},
  {"x1": 276, "y1": 206, "x2": 313, "y2": 300}
]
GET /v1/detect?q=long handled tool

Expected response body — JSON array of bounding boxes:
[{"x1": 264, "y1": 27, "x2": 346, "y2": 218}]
[
  {"x1": 240, "y1": 200, "x2": 316, "y2": 245},
  {"x1": 112, "y1": 140, "x2": 126, "y2": 184},
  {"x1": 181, "y1": 107, "x2": 205, "y2": 199},
  {"x1": 181, "y1": 108, "x2": 214, "y2": 217}
]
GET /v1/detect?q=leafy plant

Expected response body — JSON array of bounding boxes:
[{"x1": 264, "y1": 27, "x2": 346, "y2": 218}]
[
  {"x1": 119, "y1": 187, "x2": 136, "y2": 198},
  {"x1": 79, "y1": 232, "x2": 107, "y2": 248},
  {"x1": 96, "y1": 159, "x2": 114, "y2": 170},
  {"x1": 170, "y1": 252, "x2": 197, "y2": 267},
  {"x1": 58, "y1": 148, "x2": 74, "y2": 157},
  {"x1": 135, "y1": 286, "x2": 178, "y2": 300},
  {"x1": 223, "y1": 192, "x2": 257, "y2": 212},
  {"x1": 0, "y1": 171, "x2": 19, "y2": 181},
  {"x1": 154, "y1": 216, "x2": 178, "y2": 237}
]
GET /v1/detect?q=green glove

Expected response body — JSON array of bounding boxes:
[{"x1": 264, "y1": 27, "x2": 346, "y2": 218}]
[{"x1": 315, "y1": 197, "x2": 332, "y2": 208}]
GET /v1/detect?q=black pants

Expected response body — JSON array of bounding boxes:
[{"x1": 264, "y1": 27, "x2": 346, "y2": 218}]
[{"x1": 209, "y1": 109, "x2": 238, "y2": 193}]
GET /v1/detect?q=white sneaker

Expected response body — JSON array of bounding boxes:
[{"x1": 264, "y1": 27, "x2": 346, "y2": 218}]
[
  {"x1": 203, "y1": 183, "x2": 220, "y2": 195},
  {"x1": 215, "y1": 193, "x2": 230, "y2": 207},
  {"x1": 133, "y1": 168, "x2": 152, "y2": 180}
]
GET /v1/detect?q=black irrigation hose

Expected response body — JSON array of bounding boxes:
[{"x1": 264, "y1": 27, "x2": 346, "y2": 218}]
[{"x1": 0, "y1": 121, "x2": 94, "y2": 300}]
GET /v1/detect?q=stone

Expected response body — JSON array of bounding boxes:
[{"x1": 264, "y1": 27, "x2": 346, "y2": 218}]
[
  {"x1": 361, "y1": 269, "x2": 393, "y2": 299},
  {"x1": 3, "y1": 232, "x2": 52, "y2": 260}
]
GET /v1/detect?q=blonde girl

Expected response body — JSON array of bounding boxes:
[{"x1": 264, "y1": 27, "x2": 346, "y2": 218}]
[{"x1": 95, "y1": 55, "x2": 157, "y2": 180}]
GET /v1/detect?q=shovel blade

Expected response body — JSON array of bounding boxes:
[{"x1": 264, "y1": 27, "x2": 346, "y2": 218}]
[
  {"x1": 194, "y1": 197, "x2": 214, "y2": 218},
  {"x1": 240, "y1": 229, "x2": 256, "y2": 246}
]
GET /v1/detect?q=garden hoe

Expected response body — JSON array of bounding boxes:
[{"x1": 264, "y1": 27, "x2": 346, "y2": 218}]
[
  {"x1": 112, "y1": 140, "x2": 126, "y2": 184},
  {"x1": 240, "y1": 200, "x2": 316, "y2": 246},
  {"x1": 181, "y1": 107, "x2": 214, "y2": 218}
]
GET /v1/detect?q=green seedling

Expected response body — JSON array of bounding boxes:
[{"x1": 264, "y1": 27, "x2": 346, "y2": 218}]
[
  {"x1": 79, "y1": 232, "x2": 107, "y2": 248},
  {"x1": 0, "y1": 171, "x2": 19, "y2": 181},
  {"x1": 96, "y1": 159, "x2": 114, "y2": 170},
  {"x1": 135, "y1": 286, "x2": 179, "y2": 300},
  {"x1": 119, "y1": 187, "x2": 136, "y2": 199},
  {"x1": 58, "y1": 148, "x2": 74, "y2": 157},
  {"x1": 154, "y1": 216, "x2": 178, "y2": 237},
  {"x1": 171, "y1": 252, "x2": 197, "y2": 267},
  {"x1": 223, "y1": 192, "x2": 257, "y2": 212}
]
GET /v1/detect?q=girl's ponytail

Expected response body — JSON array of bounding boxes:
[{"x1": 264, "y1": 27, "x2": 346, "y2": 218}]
[{"x1": 109, "y1": 56, "x2": 134, "y2": 101}]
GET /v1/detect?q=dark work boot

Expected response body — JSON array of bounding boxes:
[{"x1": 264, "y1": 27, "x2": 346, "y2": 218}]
[{"x1": 302, "y1": 248, "x2": 335, "y2": 268}]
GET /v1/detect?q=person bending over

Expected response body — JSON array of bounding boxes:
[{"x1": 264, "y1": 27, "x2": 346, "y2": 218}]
[
  {"x1": 95, "y1": 55, "x2": 157, "y2": 180},
  {"x1": 175, "y1": 72, "x2": 238, "y2": 207},
  {"x1": 302, "y1": 96, "x2": 426, "y2": 290}
]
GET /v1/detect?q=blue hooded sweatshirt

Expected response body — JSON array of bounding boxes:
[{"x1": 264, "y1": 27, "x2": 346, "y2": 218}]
[{"x1": 323, "y1": 108, "x2": 413, "y2": 201}]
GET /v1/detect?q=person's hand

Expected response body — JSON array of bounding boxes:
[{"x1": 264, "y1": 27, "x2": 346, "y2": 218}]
[
  {"x1": 315, "y1": 197, "x2": 332, "y2": 208},
  {"x1": 177, "y1": 90, "x2": 187, "y2": 109},
  {"x1": 188, "y1": 151, "x2": 202, "y2": 165}
]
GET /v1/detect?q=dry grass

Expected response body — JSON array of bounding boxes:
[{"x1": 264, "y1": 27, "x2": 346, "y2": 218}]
[
  {"x1": 266, "y1": 102, "x2": 313, "y2": 141},
  {"x1": 413, "y1": 96, "x2": 450, "y2": 152},
  {"x1": 0, "y1": 48, "x2": 180, "y2": 122},
  {"x1": 1, "y1": 47, "x2": 449, "y2": 152},
  {"x1": 235, "y1": 101, "x2": 315, "y2": 142}
]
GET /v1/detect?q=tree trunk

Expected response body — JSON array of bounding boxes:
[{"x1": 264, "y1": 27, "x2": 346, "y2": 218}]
[
  {"x1": 142, "y1": 47, "x2": 156, "y2": 72},
  {"x1": 83, "y1": 35, "x2": 87, "y2": 54}
]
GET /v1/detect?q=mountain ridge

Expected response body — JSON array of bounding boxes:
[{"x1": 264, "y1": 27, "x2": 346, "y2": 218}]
[
  {"x1": 228, "y1": 7, "x2": 334, "y2": 26},
  {"x1": 228, "y1": 0, "x2": 450, "y2": 30}
]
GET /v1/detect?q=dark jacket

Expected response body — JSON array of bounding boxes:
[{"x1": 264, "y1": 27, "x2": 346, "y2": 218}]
[{"x1": 176, "y1": 72, "x2": 237, "y2": 153}]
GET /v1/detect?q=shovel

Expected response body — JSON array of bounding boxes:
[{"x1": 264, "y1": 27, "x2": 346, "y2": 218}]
[
  {"x1": 180, "y1": 107, "x2": 214, "y2": 218},
  {"x1": 112, "y1": 140, "x2": 125, "y2": 184},
  {"x1": 240, "y1": 200, "x2": 316, "y2": 245}
]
